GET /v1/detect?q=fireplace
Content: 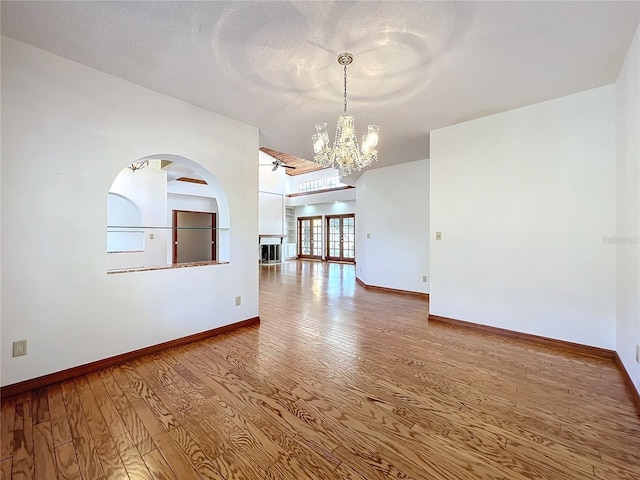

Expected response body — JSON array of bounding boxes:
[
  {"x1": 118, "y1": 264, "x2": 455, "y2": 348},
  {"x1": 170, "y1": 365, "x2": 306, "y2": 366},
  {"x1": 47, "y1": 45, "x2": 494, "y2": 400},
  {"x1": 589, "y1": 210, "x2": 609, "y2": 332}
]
[
  {"x1": 259, "y1": 234, "x2": 285, "y2": 264},
  {"x1": 260, "y1": 244, "x2": 281, "y2": 264}
]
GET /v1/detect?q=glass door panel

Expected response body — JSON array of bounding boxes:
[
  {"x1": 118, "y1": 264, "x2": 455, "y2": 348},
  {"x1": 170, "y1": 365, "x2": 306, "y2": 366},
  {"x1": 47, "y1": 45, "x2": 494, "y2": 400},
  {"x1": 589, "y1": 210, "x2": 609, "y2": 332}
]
[
  {"x1": 342, "y1": 216, "x2": 355, "y2": 260},
  {"x1": 326, "y1": 214, "x2": 355, "y2": 262},
  {"x1": 298, "y1": 216, "x2": 322, "y2": 259}
]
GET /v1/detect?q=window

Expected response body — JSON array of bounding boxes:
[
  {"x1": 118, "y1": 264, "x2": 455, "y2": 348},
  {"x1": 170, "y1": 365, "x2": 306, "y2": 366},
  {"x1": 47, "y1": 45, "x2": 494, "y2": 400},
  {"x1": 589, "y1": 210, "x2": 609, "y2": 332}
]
[
  {"x1": 298, "y1": 179, "x2": 323, "y2": 193},
  {"x1": 326, "y1": 176, "x2": 342, "y2": 189},
  {"x1": 297, "y1": 176, "x2": 344, "y2": 193}
]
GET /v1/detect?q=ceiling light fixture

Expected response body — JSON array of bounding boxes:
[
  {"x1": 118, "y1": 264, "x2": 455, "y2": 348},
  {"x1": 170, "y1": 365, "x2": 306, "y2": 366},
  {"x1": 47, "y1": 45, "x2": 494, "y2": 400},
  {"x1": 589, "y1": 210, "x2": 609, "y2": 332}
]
[
  {"x1": 312, "y1": 52, "x2": 379, "y2": 177},
  {"x1": 128, "y1": 159, "x2": 149, "y2": 172}
]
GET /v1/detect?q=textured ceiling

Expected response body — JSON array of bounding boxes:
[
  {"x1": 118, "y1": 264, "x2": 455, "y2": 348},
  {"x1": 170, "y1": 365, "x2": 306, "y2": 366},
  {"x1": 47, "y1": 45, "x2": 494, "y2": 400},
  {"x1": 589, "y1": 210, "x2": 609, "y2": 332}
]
[{"x1": 2, "y1": 1, "x2": 640, "y2": 176}]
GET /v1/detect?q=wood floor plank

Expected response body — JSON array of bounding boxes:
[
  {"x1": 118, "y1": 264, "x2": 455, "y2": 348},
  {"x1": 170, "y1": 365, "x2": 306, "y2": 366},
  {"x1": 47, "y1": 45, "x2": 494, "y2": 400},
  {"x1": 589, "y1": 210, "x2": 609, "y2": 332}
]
[
  {"x1": 120, "y1": 365, "x2": 179, "y2": 433},
  {"x1": 13, "y1": 393, "x2": 32, "y2": 406},
  {"x1": 85, "y1": 373, "x2": 127, "y2": 439},
  {"x1": 333, "y1": 445, "x2": 414, "y2": 480},
  {"x1": 73, "y1": 377, "x2": 112, "y2": 447},
  {"x1": 131, "y1": 360, "x2": 229, "y2": 461},
  {"x1": 60, "y1": 381, "x2": 105, "y2": 480},
  {"x1": 46, "y1": 385, "x2": 73, "y2": 447},
  {"x1": 31, "y1": 389, "x2": 50, "y2": 426},
  {"x1": 95, "y1": 437, "x2": 129, "y2": 480},
  {"x1": 151, "y1": 431, "x2": 200, "y2": 480},
  {"x1": 0, "y1": 398, "x2": 16, "y2": 461},
  {"x1": 112, "y1": 431, "x2": 153, "y2": 480},
  {"x1": 98, "y1": 370, "x2": 156, "y2": 455},
  {"x1": 176, "y1": 344, "x2": 341, "y2": 453},
  {"x1": 2, "y1": 261, "x2": 640, "y2": 479},
  {"x1": 53, "y1": 442, "x2": 82, "y2": 480},
  {"x1": 0, "y1": 458, "x2": 12, "y2": 480},
  {"x1": 166, "y1": 426, "x2": 227, "y2": 480},
  {"x1": 33, "y1": 422, "x2": 57, "y2": 480},
  {"x1": 136, "y1": 354, "x2": 288, "y2": 475},
  {"x1": 49, "y1": 416, "x2": 72, "y2": 449},
  {"x1": 46, "y1": 385, "x2": 67, "y2": 419},
  {"x1": 11, "y1": 401, "x2": 35, "y2": 480},
  {"x1": 142, "y1": 448, "x2": 178, "y2": 480}
]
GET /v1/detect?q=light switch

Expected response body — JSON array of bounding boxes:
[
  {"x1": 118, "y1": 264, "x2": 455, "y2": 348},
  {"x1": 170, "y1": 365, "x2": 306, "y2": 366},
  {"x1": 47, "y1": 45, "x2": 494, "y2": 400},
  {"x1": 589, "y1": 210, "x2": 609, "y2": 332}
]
[{"x1": 435, "y1": 232, "x2": 442, "y2": 240}]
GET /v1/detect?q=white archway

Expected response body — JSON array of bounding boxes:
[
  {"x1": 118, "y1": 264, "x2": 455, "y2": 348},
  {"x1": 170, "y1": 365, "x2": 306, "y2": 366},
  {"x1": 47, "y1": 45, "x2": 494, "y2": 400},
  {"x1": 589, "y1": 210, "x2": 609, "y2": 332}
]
[{"x1": 107, "y1": 154, "x2": 231, "y2": 270}]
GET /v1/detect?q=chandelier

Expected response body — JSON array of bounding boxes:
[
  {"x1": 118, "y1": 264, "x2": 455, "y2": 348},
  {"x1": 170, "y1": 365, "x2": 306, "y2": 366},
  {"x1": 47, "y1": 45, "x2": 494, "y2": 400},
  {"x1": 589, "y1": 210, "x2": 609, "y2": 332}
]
[{"x1": 312, "y1": 52, "x2": 379, "y2": 177}]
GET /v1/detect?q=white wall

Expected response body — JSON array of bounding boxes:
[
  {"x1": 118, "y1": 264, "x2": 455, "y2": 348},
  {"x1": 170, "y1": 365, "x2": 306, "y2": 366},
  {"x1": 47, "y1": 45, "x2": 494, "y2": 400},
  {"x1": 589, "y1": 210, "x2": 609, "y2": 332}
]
[
  {"x1": 356, "y1": 160, "x2": 430, "y2": 294},
  {"x1": 259, "y1": 191, "x2": 284, "y2": 235},
  {"x1": 167, "y1": 193, "x2": 217, "y2": 215},
  {"x1": 258, "y1": 150, "x2": 287, "y2": 237},
  {"x1": 1, "y1": 37, "x2": 259, "y2": 387},
  {"x1": 288, "y1": 187, "x2": 356, "y2": 207},
  {"x1": 295, "y1": 201, "x2": 356, "y2": 218},
  {"x1": 615, "y1": 23, "x2": 640, "y2": 393},
  {"x1": 259, "y1": 150, "x2": 288, "y2": 194},
  {"x1": 430, "y1": 86, "x2": 616, "y2": 349},
  {"x1": 107, "y1": 194, "x2": 144, "y2": 252}
]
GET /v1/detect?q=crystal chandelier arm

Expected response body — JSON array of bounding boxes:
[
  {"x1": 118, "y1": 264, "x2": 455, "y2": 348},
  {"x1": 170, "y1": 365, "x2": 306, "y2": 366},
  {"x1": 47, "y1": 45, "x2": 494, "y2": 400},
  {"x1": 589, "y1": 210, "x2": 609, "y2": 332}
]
[
  {"x1": 312, "y1": 122, "x2": 329, "y2": 154},
  {"x1": 361, "y1": 125, "x2": 379, "y2": 154}
]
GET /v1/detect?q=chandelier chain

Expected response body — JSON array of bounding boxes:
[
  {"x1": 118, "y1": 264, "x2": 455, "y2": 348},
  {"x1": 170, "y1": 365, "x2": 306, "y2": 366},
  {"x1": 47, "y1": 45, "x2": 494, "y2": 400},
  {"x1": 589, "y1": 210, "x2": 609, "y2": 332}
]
[{"x1": 343, "y1": 63, "x2": 348, "y2": 114}]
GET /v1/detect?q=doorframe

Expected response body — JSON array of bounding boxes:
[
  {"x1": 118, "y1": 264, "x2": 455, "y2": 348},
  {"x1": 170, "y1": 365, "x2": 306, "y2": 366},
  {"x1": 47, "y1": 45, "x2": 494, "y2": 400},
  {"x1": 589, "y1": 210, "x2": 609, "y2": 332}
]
[
  {"x1": 172, "y1": 210, "x2": 217, "y2": 264},
  {"x1": 297, "y1": 215, "x2": 323, "y2": 260},
  {"x1": 325, "y1": 213, "x2": 356, "y2": 263}
]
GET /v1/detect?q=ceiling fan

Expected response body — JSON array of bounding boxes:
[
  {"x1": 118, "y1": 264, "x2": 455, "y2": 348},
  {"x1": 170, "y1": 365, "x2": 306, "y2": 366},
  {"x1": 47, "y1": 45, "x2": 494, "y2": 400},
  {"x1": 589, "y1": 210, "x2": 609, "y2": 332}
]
[{"x1": 259, "y1": 159, "x2": 296, "y2": 171}]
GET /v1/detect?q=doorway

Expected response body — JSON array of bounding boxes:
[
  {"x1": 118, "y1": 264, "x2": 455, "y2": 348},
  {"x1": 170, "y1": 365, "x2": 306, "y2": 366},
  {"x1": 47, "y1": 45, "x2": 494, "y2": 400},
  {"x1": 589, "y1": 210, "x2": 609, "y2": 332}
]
[
  {"x1": 326, "y1": 214, "x2": 355, "y2": 262},
  {"x1": 172, "y1": 210, "x2": 216, "y2": 264},
  {"x1": 298, "y1": 216, "x2": 323, "y2": 259}
]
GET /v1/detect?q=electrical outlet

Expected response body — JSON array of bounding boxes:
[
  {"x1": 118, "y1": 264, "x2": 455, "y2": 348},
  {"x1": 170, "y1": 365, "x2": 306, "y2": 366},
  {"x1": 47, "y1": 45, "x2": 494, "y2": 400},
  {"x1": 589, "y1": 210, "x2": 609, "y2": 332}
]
[
  {"x1": 149, "y1": 233, "x2": 155, "y2": 239},
  {"x1": 235, "y1": 296, "x2": 241, "y2": 307},
  {"x1": 422, "y1": 275, "x2": 428, "y2": 283},
  {"x1": 435, "y1": 232, "x2": 442, "y2": 240},
  {"x1": 13, "y1": 340, "x2": 27, "y2": 357}
]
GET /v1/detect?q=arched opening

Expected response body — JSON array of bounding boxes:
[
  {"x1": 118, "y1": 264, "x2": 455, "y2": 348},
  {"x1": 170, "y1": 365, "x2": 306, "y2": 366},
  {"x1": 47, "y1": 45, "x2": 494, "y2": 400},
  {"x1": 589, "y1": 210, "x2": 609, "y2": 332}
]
[{"x1": 107, "y1": 154, "x2": 230, "y2": 272}]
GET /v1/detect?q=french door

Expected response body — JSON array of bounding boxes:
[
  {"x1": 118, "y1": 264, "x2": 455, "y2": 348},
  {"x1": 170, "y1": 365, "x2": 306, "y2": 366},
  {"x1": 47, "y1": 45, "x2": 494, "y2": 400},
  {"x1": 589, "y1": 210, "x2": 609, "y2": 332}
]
[
  {"x1": 326, "y1": 214, "x2": 355, "y2": 262},
  {"x1": 298, "y1": 216, "x2": 323, "y2": 259}
]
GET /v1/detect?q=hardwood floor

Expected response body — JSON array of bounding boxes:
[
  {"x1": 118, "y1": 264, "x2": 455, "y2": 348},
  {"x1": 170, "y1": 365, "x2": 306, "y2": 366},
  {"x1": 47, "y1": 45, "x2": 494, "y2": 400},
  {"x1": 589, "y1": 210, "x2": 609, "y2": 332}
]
[{"x1": 2, "y1": 260, "x2": 640, "y2": 479}]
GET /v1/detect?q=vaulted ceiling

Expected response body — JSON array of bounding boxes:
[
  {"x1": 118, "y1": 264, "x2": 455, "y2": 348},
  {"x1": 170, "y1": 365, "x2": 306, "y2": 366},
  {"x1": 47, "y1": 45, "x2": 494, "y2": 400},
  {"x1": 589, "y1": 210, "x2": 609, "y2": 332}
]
[
  {"x1": 2, "y1": 1, "x2": 640, "y2": 176},
  {"x1": 260, "y1": 148, "x2": 324, "y2": 176}
]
